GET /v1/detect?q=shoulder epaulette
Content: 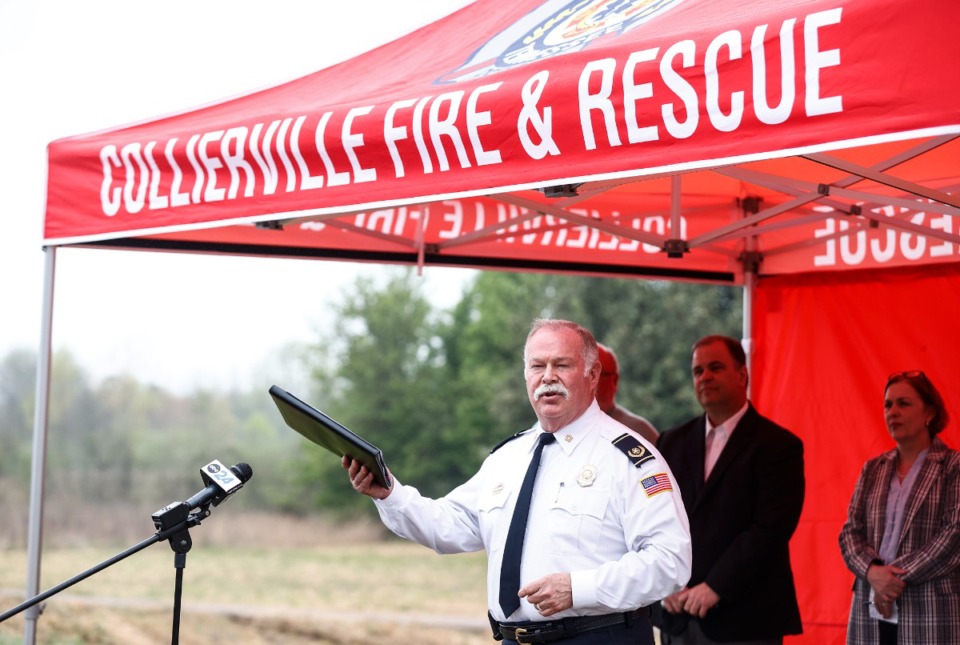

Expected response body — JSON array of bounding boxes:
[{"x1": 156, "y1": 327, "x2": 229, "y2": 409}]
[
  {"x1": 612, "y1": 433, "x2": 657, "y2": 468},
  {"x1": 490, "y1": 429, "x2": 532, "y2": 454}
]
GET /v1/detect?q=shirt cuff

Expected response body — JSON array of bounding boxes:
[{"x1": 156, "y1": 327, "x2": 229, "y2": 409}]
[
  {"x1": 373, "y1": 477, "x2": 408, "y2": 509},
  {"x1": 570, "y1": 569, "x2": 598, "y2": 609}
]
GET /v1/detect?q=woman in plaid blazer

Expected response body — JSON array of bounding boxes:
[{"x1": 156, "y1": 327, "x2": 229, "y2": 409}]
[{"x1": 839, "y1": 371, "x2": 960, "y2": 644}]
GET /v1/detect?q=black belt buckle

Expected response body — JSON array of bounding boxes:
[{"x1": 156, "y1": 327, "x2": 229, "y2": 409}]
[{"x1": 513, "y1": 622, "x2": 566, "y2": 644}]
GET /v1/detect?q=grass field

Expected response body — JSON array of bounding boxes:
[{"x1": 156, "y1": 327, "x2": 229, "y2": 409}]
[{"x1": 0, "y1": 522, "x2": 491, "y2": 644}]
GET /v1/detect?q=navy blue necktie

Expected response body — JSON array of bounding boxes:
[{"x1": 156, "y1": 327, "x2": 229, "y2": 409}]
[{"x1": 499, "y1": 432, "x2": 556, "y2": 617}]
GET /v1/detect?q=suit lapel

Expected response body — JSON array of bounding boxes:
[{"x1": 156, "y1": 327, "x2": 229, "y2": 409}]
[
  {"x1": 687, "y1": 417, "x2": 708, "y2": 501},
  {"x1": 694, "y1": 406, "x2": 758, "y2": 509},
  {"x1": 868, "y1": 454, "x2": 895, "y2": 550},
  {"x1": 899, "y1": 439, "x2": 944, "y2": 546}
]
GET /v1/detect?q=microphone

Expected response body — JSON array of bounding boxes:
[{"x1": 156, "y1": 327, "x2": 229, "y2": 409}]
[
  {"x1": 150, "y1": 460, "x2": 253, "y2": 537},
  {"x1": 184, "y1": 460, "x2": 254, "y2": 510},
  {"x1": 152, "y1": 460, "x2": 254, "y2": 531}
]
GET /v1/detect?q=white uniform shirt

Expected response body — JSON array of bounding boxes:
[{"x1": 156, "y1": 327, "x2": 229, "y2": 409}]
[{"x1": 374, "y1": 401, "x2": 692, "y2": 622}]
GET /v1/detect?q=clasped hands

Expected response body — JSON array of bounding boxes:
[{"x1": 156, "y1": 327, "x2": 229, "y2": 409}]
[
  {"x1": 867, "y1": 563, "x2": 906, "y2": 620},
  {"x1": 662, "y1": 583, "x2": 720, "y2": 619}
]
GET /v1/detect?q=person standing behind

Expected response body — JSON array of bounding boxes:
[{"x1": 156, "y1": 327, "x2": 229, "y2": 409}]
[
  {"x1": 344, "y1": 319, "x2": 692, "y2": 645},
  {"x1": 655, "y1": 334, "x2": 805, "y2": 644},
  {"x1": 596, "y1": 343, "x2": 659, "y2": 444},
  {"x1": 839, "y1": 371, "x2": 960, "y2": 645}
]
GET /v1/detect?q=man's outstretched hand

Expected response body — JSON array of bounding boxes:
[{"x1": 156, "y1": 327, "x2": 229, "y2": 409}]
[{"x1": 343, "y1": 456, "x2": 392, "y2": 500}]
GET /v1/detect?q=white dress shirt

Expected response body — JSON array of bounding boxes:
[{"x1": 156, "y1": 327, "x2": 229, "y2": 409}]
[
  {"x1": 704, "y1": 401, "x2": 749, "y2": 479},
  {"x1": 374, "y1": 401, "x2": 692, "y2": 622}
]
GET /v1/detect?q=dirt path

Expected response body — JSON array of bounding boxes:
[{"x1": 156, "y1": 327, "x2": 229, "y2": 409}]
[{"x1": 0, "y1": 589, "x2": 490, "y2": 642}]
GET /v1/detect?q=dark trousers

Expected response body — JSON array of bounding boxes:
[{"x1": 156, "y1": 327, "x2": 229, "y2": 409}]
[
  {"x1": 500, "y1": 614, "x2": 654, "y2": 645},
  {"x1": 660, "y1": 618, "x2": 783, "y2": 645},
  {"x1": 878, "y1": 620, "x2": 897, "y2": 645}
]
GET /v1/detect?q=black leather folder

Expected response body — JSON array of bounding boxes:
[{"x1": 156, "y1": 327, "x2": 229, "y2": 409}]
[{"x1": 269, "y1": 385, "x2": 392, "y2": 489}]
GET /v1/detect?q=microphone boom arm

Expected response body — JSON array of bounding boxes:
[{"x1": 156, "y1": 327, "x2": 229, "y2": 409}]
[{"x1": 0, "y1": 459, "x2": 253, "y2": 639}]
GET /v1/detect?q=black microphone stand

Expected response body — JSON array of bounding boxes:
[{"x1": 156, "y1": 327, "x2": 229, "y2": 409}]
[
  {"x1": 0, "y1": 500, "x2": 215, "y2": 645},
  {"x1": 153, "y1": 500, "x2": 206, "y2": 645}
]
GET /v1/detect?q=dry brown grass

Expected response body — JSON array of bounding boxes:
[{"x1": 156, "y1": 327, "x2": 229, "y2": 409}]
[
  {"x1": 0, "y1": 603, "x2": 491, "y2": 645},
  {"x1": 0, "y1": 512, "x2": 492, "y2": 644}
]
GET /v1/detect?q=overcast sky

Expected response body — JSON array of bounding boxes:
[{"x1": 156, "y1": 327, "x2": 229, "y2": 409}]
[{"x1": 0, "y1": 0, "x2": 477, "y2": 393}]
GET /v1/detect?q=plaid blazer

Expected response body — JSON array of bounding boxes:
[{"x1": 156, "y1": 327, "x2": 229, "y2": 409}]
[{"x1": 838, "y1": 437, "x2": 960, "y2": 644}]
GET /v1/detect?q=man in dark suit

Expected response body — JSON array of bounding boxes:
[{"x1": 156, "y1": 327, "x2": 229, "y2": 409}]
[{"x1": 655, "y1": 335, "x2": 805, "y2": 644}]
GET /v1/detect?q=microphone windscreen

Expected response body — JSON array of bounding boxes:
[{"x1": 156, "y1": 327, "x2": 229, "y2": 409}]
[{"x1": 231, "y1": 463, "x2": 253, "y2": 483}]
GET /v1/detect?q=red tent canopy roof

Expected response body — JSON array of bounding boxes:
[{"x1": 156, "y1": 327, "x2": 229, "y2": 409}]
[{"x1": 44, "y1": 0, "x2": 960, "y2": 281}]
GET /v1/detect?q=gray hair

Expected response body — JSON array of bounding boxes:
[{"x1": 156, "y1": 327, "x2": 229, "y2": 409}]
[{"x1": 523, "y1": 318, "x2": 599, "y2": 377}]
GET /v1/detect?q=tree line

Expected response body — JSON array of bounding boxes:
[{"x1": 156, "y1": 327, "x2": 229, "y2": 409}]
[{"x1": 0, "y1": 269, "x2": 741, "y2": 538}]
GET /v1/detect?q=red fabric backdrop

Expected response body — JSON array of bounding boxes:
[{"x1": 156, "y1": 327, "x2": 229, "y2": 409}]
[{"x1": 752, "y1": 263, "x2": 960, "y2": 643}]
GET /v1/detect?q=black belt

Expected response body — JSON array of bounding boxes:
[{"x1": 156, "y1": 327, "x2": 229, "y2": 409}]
[{"x1": 489, "y1": 608, "x2": 649, "y2": 644}]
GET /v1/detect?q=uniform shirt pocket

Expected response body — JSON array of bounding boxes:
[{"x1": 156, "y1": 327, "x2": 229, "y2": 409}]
[
  {"x1": 478, "y1": 481, "x2": 512, "y2": 550},
  {"x1": 548, "y1": 483, "x2": 610, "y2": 555}
]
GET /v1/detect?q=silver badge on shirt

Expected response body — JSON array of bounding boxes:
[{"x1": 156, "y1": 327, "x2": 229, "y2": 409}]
[{"x1": 577, "y1": 465, "x2": 597, "y2": 487}]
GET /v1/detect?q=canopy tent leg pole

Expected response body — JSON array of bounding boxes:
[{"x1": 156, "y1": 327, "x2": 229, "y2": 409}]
[
  {"x1": 23, "y1": 246, "x2": 57, "y2": 645},
  {"x1": 739, "y1": 198, "x2": 760, "y2": 398},
  {"x1": 742, "y1": 250, "x2": 756, "y2": 398}
]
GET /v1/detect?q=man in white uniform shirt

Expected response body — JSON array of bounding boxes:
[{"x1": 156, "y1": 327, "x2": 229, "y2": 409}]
[{"x1": 344, "y1": 318, "x2": 691, "y2": 644}]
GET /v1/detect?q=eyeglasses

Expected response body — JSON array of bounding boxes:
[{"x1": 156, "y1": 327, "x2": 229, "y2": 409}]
[{"x1": 886, "y1": 370, "x2": 928, "y2": 385}]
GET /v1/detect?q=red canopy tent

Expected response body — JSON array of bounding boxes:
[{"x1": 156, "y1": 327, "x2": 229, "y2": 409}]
[{"x1": 31, "y1": 0, "x2": 960, "y2": 642}]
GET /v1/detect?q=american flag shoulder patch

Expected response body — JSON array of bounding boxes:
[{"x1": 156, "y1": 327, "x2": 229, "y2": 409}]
[{"x1": 641, "y1": 473, "x2": 673, "y2": 497}]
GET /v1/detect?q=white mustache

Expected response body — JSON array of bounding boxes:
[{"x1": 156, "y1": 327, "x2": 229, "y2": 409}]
[{"x1": 534, "y1": 383, "x2": 570, "y2": 400}]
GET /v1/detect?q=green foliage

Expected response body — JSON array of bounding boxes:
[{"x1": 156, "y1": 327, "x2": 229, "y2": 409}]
[
  {"x1": 300, "y1": 270, "x2": 461, "y2": 514},
  {"x1": 298, "y1": 268, "x2": 742, "y2": 515},
  {"x1": 0, "y1": 268, "x2": 742, "y2": 530},
  {"x1": 547, "y1": 276, "x2": 744, "y2": 428},
  {"x1": 443, "y1": 271, "x2": 742, "y2": 433},
  {"x1": 0, "y1": 348, "x2": 308, "y2": 534},
  {"x1": 0, "y1": 349, "x2": 36, "y2": 482}
]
